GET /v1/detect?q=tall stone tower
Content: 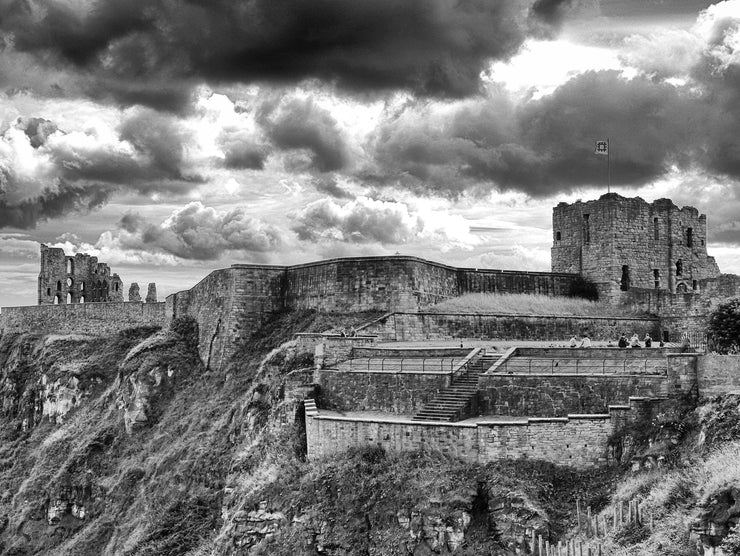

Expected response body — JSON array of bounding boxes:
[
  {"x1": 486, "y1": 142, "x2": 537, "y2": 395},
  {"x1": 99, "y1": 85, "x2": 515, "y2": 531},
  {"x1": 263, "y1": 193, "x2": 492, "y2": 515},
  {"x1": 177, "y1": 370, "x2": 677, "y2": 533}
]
[{"x1": 551, "y1": 193, "x2": 720, "y2": 299}]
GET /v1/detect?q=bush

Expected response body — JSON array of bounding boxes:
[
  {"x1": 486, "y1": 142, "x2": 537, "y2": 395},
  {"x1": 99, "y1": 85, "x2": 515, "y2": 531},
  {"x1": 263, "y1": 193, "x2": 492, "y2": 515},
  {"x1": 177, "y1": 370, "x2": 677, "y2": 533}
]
[
  {"x1": 568, "y1": 276, "x2": 599, "y2": 301},
  {"x1": 708, "y1": 298, "x2": 740, "y2": 354},
  {"x1": 169, "y1": 316, "x2": 199, "y2": 346}
]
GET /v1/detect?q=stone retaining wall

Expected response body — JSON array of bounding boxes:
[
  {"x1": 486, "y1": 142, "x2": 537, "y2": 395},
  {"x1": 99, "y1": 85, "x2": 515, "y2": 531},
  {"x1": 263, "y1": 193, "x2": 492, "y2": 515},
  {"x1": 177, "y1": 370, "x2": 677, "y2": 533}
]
[
  {"x1": 698, "y1": 355, "x2": 740, "y2": 397},
  {"x1": 359, "y1": 313, "x2": 660, "y2": 342},
  {"x1": 305, "y1": 406, "x2": 633, "y2": 469},
  {"x1": 0, "y1": 302, "x2": 166, "y2": 336},
  {"x1": 318, "y1": 370, "x2": 450, "y2": 414}
]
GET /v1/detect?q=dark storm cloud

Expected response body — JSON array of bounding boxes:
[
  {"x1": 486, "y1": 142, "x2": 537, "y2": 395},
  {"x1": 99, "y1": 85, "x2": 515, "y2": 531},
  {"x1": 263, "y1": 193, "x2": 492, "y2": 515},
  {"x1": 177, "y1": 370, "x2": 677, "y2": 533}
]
[
  {"x1": 1, "y1": 0, "x2": 561, "y2": 108},
  {"x1": 217, "y1": 128, "x2": 268, "y2": 170},
  {"x1": 0, "y1": 111, "x2": 201, "y2": 229},
  {"x1": 0, "y1": 182, "x2": 110, "y2": 229},
  {"x1": 261, "y1": 98, "x2": 348, "y2": 172},
  {"x1": 314, "y1": 176, "x2": 354, "y2": 199},
  {"x1": 118, "y1": 202, "x2": 283, "y2": 260},
  {"x1": 367, "y1": 67, "x2": 736, "y2": 197},
  {"x1": 16, "y1": 117, "x2": 58, "y2": 148}
]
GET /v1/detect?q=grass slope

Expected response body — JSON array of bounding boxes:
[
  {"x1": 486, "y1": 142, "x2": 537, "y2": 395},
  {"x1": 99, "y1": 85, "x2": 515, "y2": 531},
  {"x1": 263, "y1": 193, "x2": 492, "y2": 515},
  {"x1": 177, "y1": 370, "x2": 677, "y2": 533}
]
[{"x1": 428, "y1": 293, "x2": 645, "y2": 317}]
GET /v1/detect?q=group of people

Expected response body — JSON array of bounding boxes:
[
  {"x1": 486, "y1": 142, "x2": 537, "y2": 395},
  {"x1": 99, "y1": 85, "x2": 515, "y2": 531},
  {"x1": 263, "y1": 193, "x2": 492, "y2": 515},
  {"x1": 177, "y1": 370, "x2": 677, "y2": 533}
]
[
  {"x1": 617, "y1": 333, "x2": 656, "y2": 348},
  {"x1": 568, "y1": 333, "x2": 661, "y2": 348}
]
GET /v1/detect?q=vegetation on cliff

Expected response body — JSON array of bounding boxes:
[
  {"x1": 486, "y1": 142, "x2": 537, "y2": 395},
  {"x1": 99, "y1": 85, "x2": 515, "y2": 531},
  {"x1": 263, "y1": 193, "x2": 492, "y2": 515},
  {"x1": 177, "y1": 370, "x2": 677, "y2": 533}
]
[{"x1": 0, "y1": 310, "x2": 738, "y2": 555}]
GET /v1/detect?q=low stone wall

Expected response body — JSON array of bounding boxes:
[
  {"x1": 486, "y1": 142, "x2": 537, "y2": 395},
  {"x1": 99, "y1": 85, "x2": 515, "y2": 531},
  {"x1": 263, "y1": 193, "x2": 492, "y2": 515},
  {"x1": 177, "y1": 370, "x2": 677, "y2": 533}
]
[
  {"x1": 318, "y1": 370, "x2": 449, "y2": 414},
  {"x1": 698, "y1": 355, "x2": 740, "y2": 397},
  {"x1": 360, "y1": 313, "x2": 660, "y2": 342},
  {"x1": 478, "y1": 352, "x2": 697, "y2": 416},
  {"x1": 477, "y1": 375, "x2": 670, "y2": 417},
  {"x1": 305, "y1": 405, "x2": 626, "y2": 469},
  {"x1": 0, "y1": 302, "x2": 167, "y2": 336}
]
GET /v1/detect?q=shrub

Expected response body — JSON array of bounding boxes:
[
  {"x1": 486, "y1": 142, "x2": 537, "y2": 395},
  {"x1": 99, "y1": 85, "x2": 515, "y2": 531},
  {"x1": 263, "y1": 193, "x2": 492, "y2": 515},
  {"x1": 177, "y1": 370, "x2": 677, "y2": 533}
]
[
  {"x1": 708, "y1": 298, "x2": 740, "y2": 354},
  {"x1": 169, "y1": 316, "x2": 199, "y2": 346},
  {"x1": 568, "y1": 276, "x2": 599, "y2": 301}
]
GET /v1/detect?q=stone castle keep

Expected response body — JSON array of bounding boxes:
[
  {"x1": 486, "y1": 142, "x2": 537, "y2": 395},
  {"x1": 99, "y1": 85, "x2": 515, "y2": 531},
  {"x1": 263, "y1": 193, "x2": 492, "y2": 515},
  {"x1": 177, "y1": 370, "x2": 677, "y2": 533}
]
[{"x1": 552, "y1": 194, "x2": 722, "y2": 298}]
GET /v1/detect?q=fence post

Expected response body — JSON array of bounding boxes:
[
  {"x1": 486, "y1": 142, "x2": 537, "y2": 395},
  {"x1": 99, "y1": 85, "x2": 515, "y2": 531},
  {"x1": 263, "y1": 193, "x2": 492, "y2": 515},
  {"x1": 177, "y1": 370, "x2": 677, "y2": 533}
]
[{"x1": 577, "y1": 499, "x2": 581, "y2": 528}]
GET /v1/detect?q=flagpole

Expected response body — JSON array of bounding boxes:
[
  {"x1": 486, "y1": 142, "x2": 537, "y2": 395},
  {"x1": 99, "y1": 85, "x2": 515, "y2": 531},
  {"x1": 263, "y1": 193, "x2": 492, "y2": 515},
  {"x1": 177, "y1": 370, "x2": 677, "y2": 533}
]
[{"x1": 607, "y1": 137, "x2": 611, "y2": 193}]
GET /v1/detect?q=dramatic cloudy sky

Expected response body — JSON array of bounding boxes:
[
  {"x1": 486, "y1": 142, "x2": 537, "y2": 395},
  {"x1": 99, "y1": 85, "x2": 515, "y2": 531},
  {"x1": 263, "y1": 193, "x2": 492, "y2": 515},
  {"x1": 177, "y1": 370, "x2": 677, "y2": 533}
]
[{"x1": 2, "y1": 0, "x2": 740, "y2": 308}]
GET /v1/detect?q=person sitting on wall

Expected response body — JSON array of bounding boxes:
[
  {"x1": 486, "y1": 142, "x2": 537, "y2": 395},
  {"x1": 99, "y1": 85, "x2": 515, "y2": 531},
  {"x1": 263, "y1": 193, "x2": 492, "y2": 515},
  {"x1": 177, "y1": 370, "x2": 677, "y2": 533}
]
[
  {"x1": 569, "y1": 336, "x2": 578, "y2": 348},
  {"x1": 618, "y1": 334, "x2": 628, "y2": 348},
  {"x1": 579, "y1": 335, "x2": 591, "y2": 348},
  {"x1": 630, "y1": 333, "x2": 641, "y2": 348},
  {"x1": 644, "y1": 333, "x2": 653, "y2": 348}
]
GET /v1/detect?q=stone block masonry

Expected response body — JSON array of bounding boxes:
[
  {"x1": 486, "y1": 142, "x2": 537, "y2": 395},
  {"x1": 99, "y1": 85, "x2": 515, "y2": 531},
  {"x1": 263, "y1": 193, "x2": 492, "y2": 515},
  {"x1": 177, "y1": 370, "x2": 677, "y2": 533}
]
[
  {"x1": 552, "y1": 193, "x2": 721, "y2": 299},
  {"x1": 698, "y1": 355, "x2": 740, "y2": 397},
  {"x1": 318, "y1": 369, "x2": 450, "y2": 414},
  {"x1": 166, "y1": 256, "x2": 580, "y2": 371},
  {"x1": 358, "y1": 312, "x2": 660, "y2": 342},
  {"x1": 0, "y1": 302, "x2": 166, "y2": 336},
  {"x1": 305, "y1": 404, "x2": 622, "y2": 469}
]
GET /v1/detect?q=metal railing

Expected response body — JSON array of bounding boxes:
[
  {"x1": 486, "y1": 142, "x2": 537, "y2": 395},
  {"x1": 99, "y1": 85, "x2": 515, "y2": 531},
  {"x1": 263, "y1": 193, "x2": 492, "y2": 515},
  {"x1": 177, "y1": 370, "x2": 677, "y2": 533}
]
[
  {"x1": 493, "y1": 357, "x2": 668, "y2": 375},
  {"x1": 339, "y1": 357, "x2": 464, "y2": 373}
]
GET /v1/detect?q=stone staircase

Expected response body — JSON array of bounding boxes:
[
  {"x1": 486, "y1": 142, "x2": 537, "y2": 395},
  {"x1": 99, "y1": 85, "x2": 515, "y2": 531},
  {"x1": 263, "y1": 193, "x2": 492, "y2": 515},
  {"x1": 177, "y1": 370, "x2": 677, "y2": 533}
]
[{"x1": 412, "y1": 353, "x2": 499, "y2": 422}]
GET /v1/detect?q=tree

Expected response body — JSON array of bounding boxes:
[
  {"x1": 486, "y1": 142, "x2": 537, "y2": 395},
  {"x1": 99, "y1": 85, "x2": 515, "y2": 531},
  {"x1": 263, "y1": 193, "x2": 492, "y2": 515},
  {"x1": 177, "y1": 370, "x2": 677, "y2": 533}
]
[{"x1": 707, "y1": 298, "x2": 740, "y2": 354}]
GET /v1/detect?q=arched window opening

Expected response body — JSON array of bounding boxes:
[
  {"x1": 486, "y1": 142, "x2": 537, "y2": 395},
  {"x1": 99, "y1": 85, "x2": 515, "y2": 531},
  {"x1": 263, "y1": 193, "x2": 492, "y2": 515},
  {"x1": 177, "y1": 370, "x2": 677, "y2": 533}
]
[
  {"x1": 66, "y1": 277, "x2": 73, "y2": 287},
  {"x1": 687, "y1": 227, "x2": 693, "y2": 247},
  {"x1": 653, "y1": 217, "x2": 659, "y2": 240},
  {"x1": 66, "y1": 292, "x2": 72, "y2": 304},
  {"x1": 54, "y1": 294, "x2": 60, "y2": 305},
  {"x1": 620, "y1": 265, "x2": 631, "y2": 291},
  {"x1": 56, "y1": 280, "x2": 62, "y2": 291},
  {"x1": 677, "y1": 283, "x2": 688, "y2": 293},
  {"x1": 663, "y1": 330, "x2": 670, "y2": 343},
  {"x1": 67, "y1": 258, "x2": 74, "y2": 274},
  {"x1": 46, "y1": 287, "x2": 51, "y2": 297},
  {"x1": 583, "y1": 214, "x2": 591, "y2": 244},
  {"x1": 80, "y1": 295, "x2": 85, "y2": 304},
  {"x1": 555, "y1": 231, "x2": 561, "y2": 241},
  {"x1": 676, "y1": 260, "x2": 683, "y2": 276},
  {"x1": 115, "y1": 283, "x2": 119, "y2": 292},
  {"x1": 692, "y1": 280, "x2": 698, "y2": 291},
  {"x1": 653, "y1": 269, "x2": 660, "y2": 289},
  {"x1": 80, "y1": 282, "x2": 85, "y2": 291}
]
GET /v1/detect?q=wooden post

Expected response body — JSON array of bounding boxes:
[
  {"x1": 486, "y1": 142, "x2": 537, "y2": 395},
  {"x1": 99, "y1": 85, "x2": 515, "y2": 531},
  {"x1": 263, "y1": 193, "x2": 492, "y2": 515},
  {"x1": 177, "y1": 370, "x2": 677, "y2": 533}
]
[
  {"x1": 532, "y1": 530, "x2": 537, "y2": 554},
  {"x1": 587, "y1": 506, "x2": 592, "y2": 535},
  {"x1": 579, "y1": 541, "x2": 584, "y2": 556},
  {"x1": 613, "y1": 504, "x2": 618, "y2": 528},
  {"x1": 636, "y1": 500, "x2": 641, "y2": 524},
  {"x1": 539, "y1": 534, "x2": 544, "y2": 556},
  {"x1": 577, "y1": 499, "x2": 582, "y2": 528}
]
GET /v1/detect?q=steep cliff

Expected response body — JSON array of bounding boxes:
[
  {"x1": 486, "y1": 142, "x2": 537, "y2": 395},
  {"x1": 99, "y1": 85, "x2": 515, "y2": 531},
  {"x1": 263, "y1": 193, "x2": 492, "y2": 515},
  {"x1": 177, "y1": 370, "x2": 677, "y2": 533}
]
[{"x1": 0, "y1": 311, "x2": 738, "y2": 555}]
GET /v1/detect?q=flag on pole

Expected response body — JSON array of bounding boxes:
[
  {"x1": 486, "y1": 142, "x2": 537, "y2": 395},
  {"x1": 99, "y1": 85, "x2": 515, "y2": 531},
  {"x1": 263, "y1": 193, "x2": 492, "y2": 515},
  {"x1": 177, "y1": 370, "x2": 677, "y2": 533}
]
[{"x1": 595, "y1": 140, "x2": 609, "y2": 156}]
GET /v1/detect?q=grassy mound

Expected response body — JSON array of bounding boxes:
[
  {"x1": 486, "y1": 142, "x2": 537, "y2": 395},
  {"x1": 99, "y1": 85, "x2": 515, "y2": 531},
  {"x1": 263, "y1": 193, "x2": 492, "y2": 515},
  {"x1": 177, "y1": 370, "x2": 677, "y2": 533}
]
[{"x1": 428, "y1": 293, "x2": 644, "y2": 317}]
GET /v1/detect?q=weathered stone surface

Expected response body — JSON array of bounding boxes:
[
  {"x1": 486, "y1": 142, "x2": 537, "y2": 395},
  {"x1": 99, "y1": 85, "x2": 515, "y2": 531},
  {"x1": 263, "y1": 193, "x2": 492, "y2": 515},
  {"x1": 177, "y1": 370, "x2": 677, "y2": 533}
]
[
  {"x1": 146, "y1": 283, "x2": 157, "y2": 303},
  {"x1": 128, "y1": 283, "x2": 141, "y2": 302},
  {"x1": 552, "y1": 193, "x2": 721, "y2": 298},
  {"x1": 37, "y1": 244, "x2": 124, "y2": 305}
]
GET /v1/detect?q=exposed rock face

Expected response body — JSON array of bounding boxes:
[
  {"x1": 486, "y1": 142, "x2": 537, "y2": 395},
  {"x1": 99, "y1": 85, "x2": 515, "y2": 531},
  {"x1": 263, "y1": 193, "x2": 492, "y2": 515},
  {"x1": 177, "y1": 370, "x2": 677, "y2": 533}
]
[
  {"x1": 692, "y1": 487, "x2": 740, "y2": 555},
  {"x1": 128, "y1": 283, "x2": 141, "y2": 302},
  {"x1": 232, "y1": 501, "x2": 287, "y2": 549},
  {"x1": 40, "y1": 373, "x2": 82, "y2": 425},
  {"x1": 396, "y1": 508, "x2": 472, "y2": 552},
  {"x1": 146, "y1": 283, "x2": 157, "y2": 303}
]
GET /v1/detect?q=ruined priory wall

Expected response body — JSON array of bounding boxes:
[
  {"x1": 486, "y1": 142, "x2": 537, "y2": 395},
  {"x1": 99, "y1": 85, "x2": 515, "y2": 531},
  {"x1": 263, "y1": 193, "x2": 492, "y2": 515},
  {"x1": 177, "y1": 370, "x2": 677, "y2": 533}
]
[
  {"x1": 0, "y1": 302, "x2": 166, "y2": 336},
  {"x1": 317, "y1": 370, "x2": 449, "y2": 414},
  {"x1": 306, "y1": 413, "x2": 613, "y2": 469},
  {"x1": 360, "y1": 312, "x2": 660, "y2": 342}
]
